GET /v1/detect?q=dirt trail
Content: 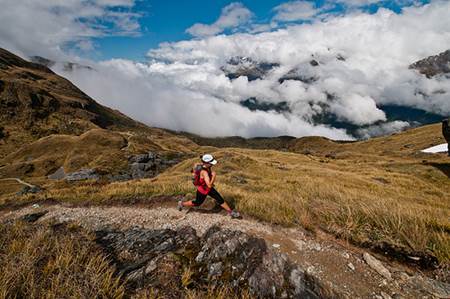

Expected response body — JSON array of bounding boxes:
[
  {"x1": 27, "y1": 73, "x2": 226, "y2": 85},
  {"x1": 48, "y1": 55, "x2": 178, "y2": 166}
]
[
  {"x1": 0, "y1": 177, "x2": 36, "y2": 188},
  {"x1": 2, "y1": 200, "x2": 449, "y2": 299}
]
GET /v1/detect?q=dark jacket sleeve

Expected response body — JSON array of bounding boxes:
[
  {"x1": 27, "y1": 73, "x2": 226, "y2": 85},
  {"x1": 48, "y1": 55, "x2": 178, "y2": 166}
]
[{"x1": 443, "y1": 119, "x2": 450, "y2": 141}]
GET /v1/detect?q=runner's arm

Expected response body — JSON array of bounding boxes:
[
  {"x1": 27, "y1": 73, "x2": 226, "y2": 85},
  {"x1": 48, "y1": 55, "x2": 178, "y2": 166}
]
[{"x1": 202, "y1": 170, "x2": 213, "y2": 188}]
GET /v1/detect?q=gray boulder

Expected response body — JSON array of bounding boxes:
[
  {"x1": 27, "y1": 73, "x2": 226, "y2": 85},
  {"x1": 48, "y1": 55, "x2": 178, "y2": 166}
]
[
  {"x1": 94, "y1": 225, "x2": 335, "y2": 298},
  {"x1": 65, "y1": 168, "x2": 99, "y2": 182},
  {"x1": 47, "y1": 166, "x2": 66, "y2": 180},
  {"x1": 16, "y1": 185, "x2": 41, "y2": 195},
  {"x1": 127, "y1": 151, "x2": 180, "y2": 179}
]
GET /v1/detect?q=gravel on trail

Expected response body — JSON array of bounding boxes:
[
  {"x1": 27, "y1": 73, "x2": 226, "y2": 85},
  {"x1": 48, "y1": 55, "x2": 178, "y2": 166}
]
[{"x1": 2, "y1": 203, "x2": 449, "y2": 299}]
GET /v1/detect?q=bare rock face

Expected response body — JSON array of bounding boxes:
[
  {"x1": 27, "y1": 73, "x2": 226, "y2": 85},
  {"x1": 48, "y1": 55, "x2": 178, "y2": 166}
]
[
  {"x1": 409, "y1": 49, "x2": 450, "y2": 78},
  {"x1": 124, "y1": 151, "x2": 182, "y2": 180},
  {"x1": 95, "y1": 225, "x2": 335, "y2": 298},
  {"x1": 221, "y1": 56, "x2": 280, "y2": 81},
  {"x1": 65, "y1": 168, "x2": 99, "y2": 182}
]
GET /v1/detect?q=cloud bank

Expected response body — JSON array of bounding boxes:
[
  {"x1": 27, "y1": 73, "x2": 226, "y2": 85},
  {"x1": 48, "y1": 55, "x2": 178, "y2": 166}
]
[
  {"x1": 2, "y1": 0, "x2": 450, "y2": 140},
  {"x1": 0, "y1": 0, "x2": 140, "y2": 59}
]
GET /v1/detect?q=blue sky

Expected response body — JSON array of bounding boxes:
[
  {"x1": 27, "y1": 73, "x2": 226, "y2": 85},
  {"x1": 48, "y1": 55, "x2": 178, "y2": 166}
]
[{"x1": 91, "y1": 0, "x2": 430, "y2": 61}]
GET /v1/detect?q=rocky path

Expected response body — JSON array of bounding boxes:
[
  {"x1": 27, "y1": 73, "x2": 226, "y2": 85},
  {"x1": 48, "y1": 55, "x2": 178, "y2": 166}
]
[{"x1": 1, "y1": 200, "x2": 449, "y2": 299}]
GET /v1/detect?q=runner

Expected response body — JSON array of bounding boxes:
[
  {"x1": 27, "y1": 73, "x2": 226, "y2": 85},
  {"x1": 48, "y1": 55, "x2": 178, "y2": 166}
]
[{"x1": 178, "y1": 154, "x2": 240, "y2": 218}]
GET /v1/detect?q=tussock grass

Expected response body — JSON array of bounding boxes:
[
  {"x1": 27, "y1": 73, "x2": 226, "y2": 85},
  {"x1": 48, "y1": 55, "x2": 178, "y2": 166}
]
[
  {"x1": 0, "y1": 221, "x2": 125, "y2": 299},
  {"x1": 134, "y1": 286, "x2": 252, "y2": 299},
  {"x1": 2, "y1": 124, "x2": 449, "y2": 266},
  {"x1": 12, "y1": 145, "x2": 448, "y2": 265}
]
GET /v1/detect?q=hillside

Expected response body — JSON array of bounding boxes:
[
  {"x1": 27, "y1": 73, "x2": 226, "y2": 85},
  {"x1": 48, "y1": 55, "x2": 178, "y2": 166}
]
[
  {"x1": 0, "y1": 48, "x2": 198, "y2": 179},
  {"x1": 175, "y1": 122, "x2": 444, "y2": 157},
  {"x1": 3, "y1": 121, "x2": 448, "y2": 265}
]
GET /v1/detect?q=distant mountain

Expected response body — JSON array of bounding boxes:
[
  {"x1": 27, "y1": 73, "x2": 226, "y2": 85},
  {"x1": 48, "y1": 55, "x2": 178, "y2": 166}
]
[
  {"x1": 221, "y1": 56, "x2": 279, "y2": 81},
  {"x1": 409, "y1": 49, "x2": 450, "y2": 78},
  {"x1": 221, "y1": 52, "x2": 447, "y2": 138},
  {"x1": 29, "y1": 55, "x2": 93, "y2": 72},
  {"x1": 278, "y1": 62, "x2": 319, "y2": 84}
]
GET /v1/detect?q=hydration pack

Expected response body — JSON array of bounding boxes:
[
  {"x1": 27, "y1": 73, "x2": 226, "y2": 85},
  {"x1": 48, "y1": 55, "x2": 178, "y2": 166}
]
[{"x1": 192, "y1": 164, "x2": 203, "y2": 186}]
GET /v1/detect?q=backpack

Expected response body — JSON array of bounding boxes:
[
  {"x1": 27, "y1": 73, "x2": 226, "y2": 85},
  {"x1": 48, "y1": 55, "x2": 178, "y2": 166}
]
[{"x1": 192, "y1": 164, "x2": 203, "y2": 186}]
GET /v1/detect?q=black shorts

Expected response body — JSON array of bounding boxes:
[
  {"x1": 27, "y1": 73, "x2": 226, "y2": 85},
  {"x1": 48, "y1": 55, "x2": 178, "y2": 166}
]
[{"x1": 192, "y1": 187, "x2": 225, "y2": 206}]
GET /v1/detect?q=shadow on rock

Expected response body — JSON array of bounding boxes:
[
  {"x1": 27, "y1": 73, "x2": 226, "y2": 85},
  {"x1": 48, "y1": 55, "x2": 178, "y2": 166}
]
[{"x1": 95, "y1": 225, "x2": 336, "y2": 298}]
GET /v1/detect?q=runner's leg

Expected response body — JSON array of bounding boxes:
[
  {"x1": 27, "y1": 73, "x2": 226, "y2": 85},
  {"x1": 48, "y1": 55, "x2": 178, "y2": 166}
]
[{"x1": 208, "y1": 187, "x2": 232, "y2": 212}]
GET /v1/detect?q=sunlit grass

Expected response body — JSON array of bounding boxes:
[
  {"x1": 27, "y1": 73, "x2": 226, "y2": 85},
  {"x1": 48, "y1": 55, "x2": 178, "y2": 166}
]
[{"x1": 5, "y1": 146, "x2": 448, "y2": 264}]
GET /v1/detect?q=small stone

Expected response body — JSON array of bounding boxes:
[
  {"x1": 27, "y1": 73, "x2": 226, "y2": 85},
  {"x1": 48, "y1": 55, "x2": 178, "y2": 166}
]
[
  {"x1": 312, "y1": 243, "x2": 322, "y2": 251},
  {"x1": 32, "y1": 204, "x2": 40, "y2": 208},
  {"x1": 306, "y1": 266, "x2": 315, "y2": 274},
  {"x1": 342, "y1": 252, "x2": 350, "y2": 259},
  {"x1": 347, "y1": 263, "x2": 355, "y2": 271},
  {"x1": 208, "y1": 262, "x2": 223, "y2": 278},
  {"x1": 397, "y1": 272, "x2": 410, "y2": 282},
  {"x1": 380, "y1": 291, "x2": 392, "y2": 299},
  {"x1": 363, "y1": 252, "x2": 392, "y2": 280},
  {"x1": 272, "y1": 243, "x2": 281, "y2": 249}
]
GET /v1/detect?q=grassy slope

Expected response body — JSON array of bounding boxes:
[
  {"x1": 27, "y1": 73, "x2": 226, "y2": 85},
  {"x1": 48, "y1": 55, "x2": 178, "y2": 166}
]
[
  {"x1": 0, "y1": 221, "x2": 125, "y2": 299},
  {"x1": 0, "y1": 48, "x2": 199, "y2": 177},
  {"x1": 0, "y1": 128, "x2": 198, "y2": 178},
  {"x1": 0, "y1": 220, "x2": 252, "y2": 299},
  {"x1": 3, "y1": 123, "x2": 449, "y2": 265}
]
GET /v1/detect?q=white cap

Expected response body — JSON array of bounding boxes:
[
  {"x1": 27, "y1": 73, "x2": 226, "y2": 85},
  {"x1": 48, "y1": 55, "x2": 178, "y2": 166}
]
[{"x1": 201, "y1": 154, "x2": 217, "y2": 165}]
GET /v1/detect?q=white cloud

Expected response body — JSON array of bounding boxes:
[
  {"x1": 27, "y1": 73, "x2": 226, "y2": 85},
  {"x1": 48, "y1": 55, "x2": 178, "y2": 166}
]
[
  {"x1": 273, "y1": 1, "x2": 318, "y2": 21},
  {"x1": 356, "y1": 120, "x2": 410, "y2": 139},
  {"x1": 186, "y1": 3, "x2": 253, "y2": 37},
  {"x1": 3, "y1": 0, "x2": 450, "y2": 140},
  {"x1": 55, "y1": 59, "x2": 351, "y2": 139},
  {"x1": 146, "y1": 1, "x2": 450, "y2": 129},
  {"x1": 0, "y1": 0, "x2": 141, "y2": 60}
]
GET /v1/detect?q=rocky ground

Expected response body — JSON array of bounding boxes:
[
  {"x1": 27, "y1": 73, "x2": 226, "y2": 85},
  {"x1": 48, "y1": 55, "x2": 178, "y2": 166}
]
[{"x1": 1, "y1": 199, "x2": 449, "y2": 299}]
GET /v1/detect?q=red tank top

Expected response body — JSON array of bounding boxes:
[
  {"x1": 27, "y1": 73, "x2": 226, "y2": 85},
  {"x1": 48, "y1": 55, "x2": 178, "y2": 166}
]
[{"x1": 197, "y1": 168, "x2": 212, "y2": 195}]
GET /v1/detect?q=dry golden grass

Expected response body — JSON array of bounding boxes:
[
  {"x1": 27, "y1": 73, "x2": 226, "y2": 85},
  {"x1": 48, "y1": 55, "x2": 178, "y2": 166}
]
[
  {"x1": 0, "y1": 220, "x2": 125, "y2": 299},
  {"x1": 1, "y1": 123, "x2": 449, "y2": 266},
  {"x1": 0, "y1": 219, "x2": 256, "y2": 299},
  {"x1": 8, "y1": 144, "x2": 449, "y2": 264},
  {"x1": 0, "y1": 180, "x2": 23, "y2": 195},
  {"x1": 134, "y1": 286, "x2": 253, "y2": 299},
  {"x1": 0, "y1": 128, "x2": 198, "y2": 179}
]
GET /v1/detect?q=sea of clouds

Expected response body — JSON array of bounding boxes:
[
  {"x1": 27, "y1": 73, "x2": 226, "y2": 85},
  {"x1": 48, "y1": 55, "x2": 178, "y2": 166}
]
[{"x1": 2, "y1": 0, "x2": 450, "y2": 139}]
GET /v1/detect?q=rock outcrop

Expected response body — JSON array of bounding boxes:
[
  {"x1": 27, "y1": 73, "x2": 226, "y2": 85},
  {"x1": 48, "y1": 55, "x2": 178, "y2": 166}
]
[
  {"x1": 109, "y1": 151, "x2": 182, "y2": 181},
  {"x1": 96, "y1": 225, "x2": 334, "y2": 298},
  {"x1": 65, "y1": 168, "x2": 100, "y2": 182},
  {"x1": 221, "y1": 56, "x2": 279, "y2": 81},
  {"x1": 45, "y1": 151, "x2": 182, "y2": 182},
  {"x1": 409, "y1": 49, "x2": 450, "y2": 78}
]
